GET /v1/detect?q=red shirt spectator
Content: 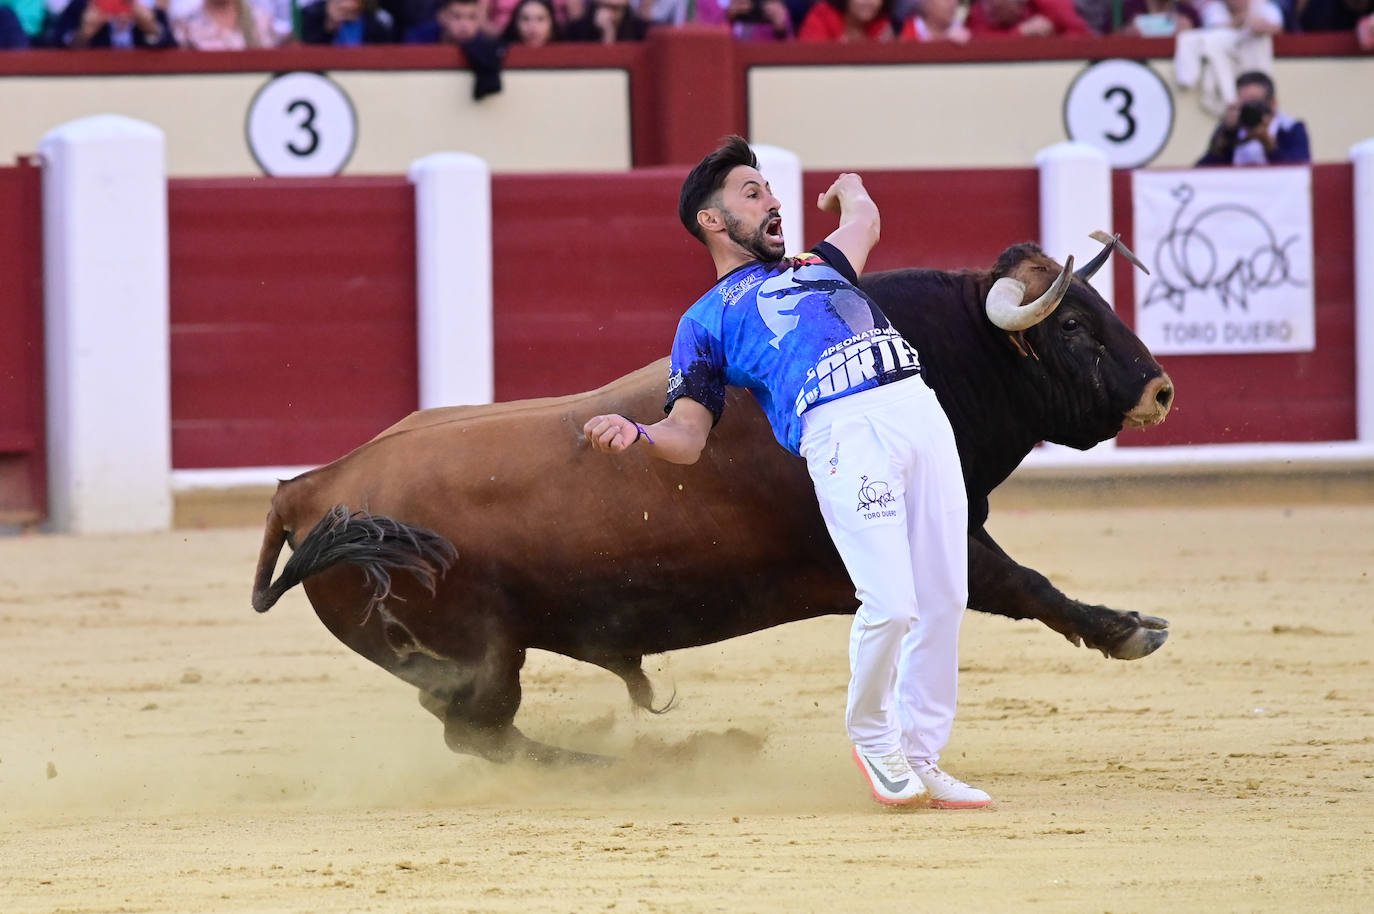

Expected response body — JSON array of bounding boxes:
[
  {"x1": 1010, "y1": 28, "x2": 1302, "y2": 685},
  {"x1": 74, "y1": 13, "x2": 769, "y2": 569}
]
[
  {"x1": 965, "y1": 0, "x2": 1092, "y2": 35},
  {"x1": 797, "y1": 0, "x2": 917, "y2": 39}
]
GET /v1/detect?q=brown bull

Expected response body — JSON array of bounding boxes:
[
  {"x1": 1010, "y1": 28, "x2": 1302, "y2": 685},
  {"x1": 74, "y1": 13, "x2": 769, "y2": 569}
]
[{"x1": 252, "y1": 238, "x2": 1173, "y2": 764}]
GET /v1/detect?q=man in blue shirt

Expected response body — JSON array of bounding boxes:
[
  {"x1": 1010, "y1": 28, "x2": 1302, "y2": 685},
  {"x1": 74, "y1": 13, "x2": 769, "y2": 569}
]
[{"x1": 584, "y1": 137, "x2": 990, "y2": 809}]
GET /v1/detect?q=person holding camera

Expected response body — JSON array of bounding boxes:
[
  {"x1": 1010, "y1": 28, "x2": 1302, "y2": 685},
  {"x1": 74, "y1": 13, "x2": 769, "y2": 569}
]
[{"x1": 1196, "y1": 70, "x2": 1311, "y2": 166}]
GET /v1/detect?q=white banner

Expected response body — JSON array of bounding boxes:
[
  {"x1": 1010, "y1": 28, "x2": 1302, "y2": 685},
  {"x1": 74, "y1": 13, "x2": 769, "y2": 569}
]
[{"x1": 1132, "y1": 167, "x2": 1314, "y2": 355}]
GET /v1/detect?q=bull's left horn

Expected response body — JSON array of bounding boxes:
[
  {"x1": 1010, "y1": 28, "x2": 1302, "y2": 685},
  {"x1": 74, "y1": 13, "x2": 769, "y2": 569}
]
[{"x1": 985, "y1": 255, "x2": 1074, "y2": 331}]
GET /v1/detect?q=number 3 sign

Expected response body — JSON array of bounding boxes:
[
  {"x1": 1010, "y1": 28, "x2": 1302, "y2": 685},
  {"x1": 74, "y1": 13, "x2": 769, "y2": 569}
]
[
  {"x1": 1063, "y1": 59, "x2": 1174, "y2": 169},
  {"x1": 246, "y1": 72, "x2": 358, "y2": 176}
]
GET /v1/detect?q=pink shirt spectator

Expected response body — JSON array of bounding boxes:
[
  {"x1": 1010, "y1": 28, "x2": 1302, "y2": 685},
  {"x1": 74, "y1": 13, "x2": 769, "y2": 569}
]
[
  {"x1": 797, "y1": 0, "x2": 917, "y2": 39},
  {"x1": 173, "y1": 0, "x2": 279, "y2": 47},
  {"x1": 965, "y1": 0, "x2": 1092, "y2": 35}
]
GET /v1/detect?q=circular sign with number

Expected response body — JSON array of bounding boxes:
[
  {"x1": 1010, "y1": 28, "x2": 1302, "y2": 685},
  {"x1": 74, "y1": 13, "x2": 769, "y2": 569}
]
[
  {"x1": 246, "y1": 72, "x2": 358, "y2": 177},
  {"x1": 1063, "y1": 59, "x2": 1174, "y2": 169}
]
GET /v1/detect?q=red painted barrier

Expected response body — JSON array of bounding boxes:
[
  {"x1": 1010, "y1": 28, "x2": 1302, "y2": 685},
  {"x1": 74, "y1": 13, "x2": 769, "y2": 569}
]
[
  {"x1": 491, "y1": 167, "x2": 1039, "y2": 404},
  {"x1": 0, "y1": 159, "x2": 46, "y2": 522},
  {"x1": 1113, "y1": 164, "x2": 1357, "y2": 447},
  {"x1": 804, "y1": 168, "x2": 1040, "y2": 274},
  {"x1": 491, "y1": 168, "x2": 703, "y2": 401},
  {"x1": 161, "y1": 163, "x2": 1358, "y2": 470},
  {"x1": 168, "y1": 177, "x2": 417, "y2": 469}
]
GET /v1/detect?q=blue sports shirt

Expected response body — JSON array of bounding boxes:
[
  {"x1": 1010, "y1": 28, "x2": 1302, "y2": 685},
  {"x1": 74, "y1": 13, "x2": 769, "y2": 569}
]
[{"x1": 665, "y1": 242, "x2": 922, "y2": 455}]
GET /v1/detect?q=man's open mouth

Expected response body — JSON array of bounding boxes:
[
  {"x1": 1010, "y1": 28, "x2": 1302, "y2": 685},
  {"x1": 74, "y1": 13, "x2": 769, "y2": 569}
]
[{"x1": 764, "y1": 216, "x2": 784, "y2": 245}]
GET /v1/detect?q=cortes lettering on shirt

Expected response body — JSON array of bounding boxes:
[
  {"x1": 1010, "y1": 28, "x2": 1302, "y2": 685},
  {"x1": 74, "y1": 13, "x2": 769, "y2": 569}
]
[{"x1": 792, "y1": 329, "x2": 920, "y2": 416}]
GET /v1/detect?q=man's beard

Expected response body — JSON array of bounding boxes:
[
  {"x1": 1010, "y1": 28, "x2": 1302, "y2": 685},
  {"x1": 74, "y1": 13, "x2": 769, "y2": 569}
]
[{"x1": 723, "y1": 209, "x2": 784, "y2": 262}]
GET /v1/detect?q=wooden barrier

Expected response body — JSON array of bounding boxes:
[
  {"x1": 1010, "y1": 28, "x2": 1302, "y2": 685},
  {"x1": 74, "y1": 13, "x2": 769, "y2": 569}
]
[
  {"x1": 159, "y1": 162, "x2": 1357, "y2": 470},
  {"x1": 0, "y1": 159, "x2": 45, "y2": 524},
  {"x1": 167, "y1": 176, "x2": 417, "y2": 469}
]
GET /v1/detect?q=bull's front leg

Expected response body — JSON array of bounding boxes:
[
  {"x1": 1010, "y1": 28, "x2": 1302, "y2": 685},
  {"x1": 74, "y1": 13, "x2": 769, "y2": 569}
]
[{"x1": 966, "y1": 529, "x2": 1169, "y2": 660}]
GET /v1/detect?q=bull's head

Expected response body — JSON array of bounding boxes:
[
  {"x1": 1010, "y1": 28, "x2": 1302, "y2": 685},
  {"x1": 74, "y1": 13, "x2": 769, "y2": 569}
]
[{"x1": 985, "y1": 233, "x2": 1174, "y2": 449}]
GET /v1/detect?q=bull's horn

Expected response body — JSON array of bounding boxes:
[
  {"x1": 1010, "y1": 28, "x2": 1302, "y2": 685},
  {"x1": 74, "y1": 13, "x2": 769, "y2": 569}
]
[
  {"x1": 985, "y1": 255, "x2": 1074, "y2": 331},
  {"x1": 1076, "y1": 230, "x2": 1150, "y2": 281}
]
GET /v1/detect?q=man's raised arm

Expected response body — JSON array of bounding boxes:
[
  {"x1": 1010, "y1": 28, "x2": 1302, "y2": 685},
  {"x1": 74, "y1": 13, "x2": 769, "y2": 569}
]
[{"x1": 816, "y1": 173, "x2": 881, "y2": 277}]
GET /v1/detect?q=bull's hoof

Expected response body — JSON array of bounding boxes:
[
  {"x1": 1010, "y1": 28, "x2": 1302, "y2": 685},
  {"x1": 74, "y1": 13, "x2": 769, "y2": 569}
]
[
  {"x1": 460, "y1": 725, "x2": 617, "y2": 767},
  {"x1": 1104, "y1": 614, "x2": 1170, "y2": 660}
]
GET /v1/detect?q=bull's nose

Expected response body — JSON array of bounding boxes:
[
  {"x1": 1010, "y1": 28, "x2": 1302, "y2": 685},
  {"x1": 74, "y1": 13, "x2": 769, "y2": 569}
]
[
  {"x1": 1152, "y1": 374, "x2": 1174, "y2": 412},
  {"x1": 1126, "y1": 373, "x2": 1174, "y2": 426}
]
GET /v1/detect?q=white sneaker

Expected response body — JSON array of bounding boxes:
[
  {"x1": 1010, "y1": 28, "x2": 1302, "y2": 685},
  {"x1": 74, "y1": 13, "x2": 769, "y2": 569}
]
[
  {"x1": 852, "y1": 747, "x2": 929, "y2": 807},
  {"x1": 911, "y1": 763, "x2": 992, "y2": 809}
]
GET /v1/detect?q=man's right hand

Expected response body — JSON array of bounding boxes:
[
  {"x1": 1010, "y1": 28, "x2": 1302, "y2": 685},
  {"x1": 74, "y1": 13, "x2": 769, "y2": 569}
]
[
  {"x1": 584, "y1": 398, "x2": 713, "y2": 465},
  {"x1": 584, "y1": 414, "x2": 641, "y2": 454},
  {"x1": 817, "y1": 173, "x2": 881, "y2": 276}
]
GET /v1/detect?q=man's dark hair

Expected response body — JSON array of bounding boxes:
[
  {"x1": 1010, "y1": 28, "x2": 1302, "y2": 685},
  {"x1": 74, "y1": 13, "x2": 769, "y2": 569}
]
[
  {"x1": 678, "y1": 135, "x2": 757, "y2": 243},
  {"x1": 1236, "y1": 71, "x2": 1275, "y2": 101}
]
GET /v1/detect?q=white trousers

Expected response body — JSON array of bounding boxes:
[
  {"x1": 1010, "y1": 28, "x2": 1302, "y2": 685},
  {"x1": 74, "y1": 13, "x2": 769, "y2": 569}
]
[{"x1": 800, "y1": 376, "x2": 969, "y2": 763}]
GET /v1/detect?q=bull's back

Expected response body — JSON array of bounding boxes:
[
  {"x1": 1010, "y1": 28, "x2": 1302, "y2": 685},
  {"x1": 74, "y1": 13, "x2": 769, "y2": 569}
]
[{"x1": 272, "y1": 361, "x2": 827, "y2": 584}]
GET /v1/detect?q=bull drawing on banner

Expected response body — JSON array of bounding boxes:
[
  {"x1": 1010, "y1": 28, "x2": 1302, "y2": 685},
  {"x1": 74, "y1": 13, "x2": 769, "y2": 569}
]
[
  {"x1": 1140, "y1": 182, "x2": 1306, "y2": 314},
  {"x1": 251, "y1": 233, "x2": 1174, "y2": 765}
]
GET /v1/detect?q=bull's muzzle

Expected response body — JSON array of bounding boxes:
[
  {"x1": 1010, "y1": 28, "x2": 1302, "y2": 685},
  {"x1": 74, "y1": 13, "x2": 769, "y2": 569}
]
[
  {"x1": 1123, "y1": 373, "x2": 1175, "y2": 428},
  {"x1": 985, "y1": 256, "x2": 1074, "y2": 331}
]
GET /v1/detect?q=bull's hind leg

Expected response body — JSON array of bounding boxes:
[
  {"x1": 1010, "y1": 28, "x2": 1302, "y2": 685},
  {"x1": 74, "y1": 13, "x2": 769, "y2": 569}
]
[
  {"x1": 374, "y1": 613, "x2": 609, "y2": 767},
  {"x1": 304, "y1": 572, "x2": 609, "y2": 766},
  {"x1": 417, "y1": 643, "x2": 612, "y2": 767}
]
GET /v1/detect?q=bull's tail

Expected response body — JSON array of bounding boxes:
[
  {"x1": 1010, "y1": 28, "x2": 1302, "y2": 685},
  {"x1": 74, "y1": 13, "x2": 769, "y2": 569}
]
[{"x1": 251, "y1": 504, "x2": 457, "y2": 615}]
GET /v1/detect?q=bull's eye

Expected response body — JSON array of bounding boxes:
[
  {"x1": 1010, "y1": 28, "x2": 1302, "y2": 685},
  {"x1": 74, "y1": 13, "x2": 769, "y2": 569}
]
[{"x1": 1061, "y1": 318, "x2": 1081, "y2": 334}]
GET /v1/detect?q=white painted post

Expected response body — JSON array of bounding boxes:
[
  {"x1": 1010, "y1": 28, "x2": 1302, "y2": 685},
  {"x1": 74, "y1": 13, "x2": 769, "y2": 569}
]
[
  {"x1": 1352, "y1": 138, "x2": 1374, "y2": 445},
  {"x1": 1035, "y1": 141, "x2": 1117, "y2": 455},
  {"x1": 1035, "y1": 141, "x2": 1114, "y2": 306},
  {"x1": 751, "y1": 144, "x2": 804, "y2": 256},
  {"x1": 39, "y1": 115, "x2": 171, "y2": 534},
  {"x1": 408, "y1": 152, "x2": 493, "y2": 410}
]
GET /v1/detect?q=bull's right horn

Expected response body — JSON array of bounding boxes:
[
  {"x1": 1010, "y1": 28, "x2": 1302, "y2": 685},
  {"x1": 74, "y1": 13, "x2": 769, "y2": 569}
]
[
  {"x1": 985, "y1": 255, "x2": 1074, "y2": 331},
  {"x1": 1077, "y1": 230, "x2": 1150, "y2": 281}
]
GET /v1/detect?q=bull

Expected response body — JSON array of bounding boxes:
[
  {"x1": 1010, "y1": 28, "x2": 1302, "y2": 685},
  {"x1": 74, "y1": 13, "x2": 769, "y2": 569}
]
[{"x1": 251, "y1": 234, "x2": 1174, "y2": 764}]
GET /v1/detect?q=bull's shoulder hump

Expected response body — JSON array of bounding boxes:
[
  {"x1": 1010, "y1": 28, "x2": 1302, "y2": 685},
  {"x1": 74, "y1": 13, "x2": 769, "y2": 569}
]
[
  {"x1": 328, "y1": 358, "x2": 674, "y2": 454},
  {"x1": 859, "y1": 266, "x2": 981, "y2": 287}
]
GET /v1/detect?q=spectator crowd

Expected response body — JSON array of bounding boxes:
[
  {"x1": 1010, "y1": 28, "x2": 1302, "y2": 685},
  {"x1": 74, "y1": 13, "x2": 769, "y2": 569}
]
[{"x1": 1, "y1": 0, "x2": 1370, "y2": 48}]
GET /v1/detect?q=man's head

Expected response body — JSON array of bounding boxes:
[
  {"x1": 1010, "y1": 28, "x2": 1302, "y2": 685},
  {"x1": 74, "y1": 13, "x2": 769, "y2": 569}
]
[
  {"x1": 1235, "y1": 70, "x2": 1276, "y2": 105},
  {"x1": 438, "y1": 0, "x2": 484, "y2": 43},
  {"x1": 678, "y1": 135, "x2": 785, "y2": 262}
]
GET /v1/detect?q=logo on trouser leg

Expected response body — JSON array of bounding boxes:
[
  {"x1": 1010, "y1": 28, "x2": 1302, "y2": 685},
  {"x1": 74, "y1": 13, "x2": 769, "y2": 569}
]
[
  {"x1": 829, "y1": 443, "x2": 840, "y2": 475},
  {"x1": 856, "y1": 475, "x2": 898, "y2": 520}
]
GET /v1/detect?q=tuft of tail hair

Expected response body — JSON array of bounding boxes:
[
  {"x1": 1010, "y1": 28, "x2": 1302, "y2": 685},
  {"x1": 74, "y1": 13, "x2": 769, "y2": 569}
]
[{"x1": 251, "y1": 504, "x2": 457, "y2": 616}]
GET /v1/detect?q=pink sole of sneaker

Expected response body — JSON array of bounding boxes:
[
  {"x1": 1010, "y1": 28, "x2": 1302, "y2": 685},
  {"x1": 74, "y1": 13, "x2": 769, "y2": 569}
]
[
  {"x1": 851, "y1": 747, "x2": 929, "y2": 808},
  {"x1": 928, "y1": 798, "x2": 993, "y2": 810}
]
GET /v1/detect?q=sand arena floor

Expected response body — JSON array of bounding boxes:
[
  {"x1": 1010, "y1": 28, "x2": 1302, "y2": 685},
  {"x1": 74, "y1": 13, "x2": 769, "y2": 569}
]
[{"x1": 2, "y1": 482, "x2": 1372, "y2": 913}]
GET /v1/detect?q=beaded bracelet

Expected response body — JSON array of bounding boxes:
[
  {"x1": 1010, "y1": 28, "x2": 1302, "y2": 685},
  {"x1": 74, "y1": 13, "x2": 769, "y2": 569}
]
[{"x1": 618, "y1": 414, "x2": 654, "y2": 445}]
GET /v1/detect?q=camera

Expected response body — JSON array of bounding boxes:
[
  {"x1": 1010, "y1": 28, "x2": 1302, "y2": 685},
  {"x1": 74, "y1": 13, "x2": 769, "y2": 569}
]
[{"x1": 1238, "y1": 100, "x2": 1270, "y2": 129}]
